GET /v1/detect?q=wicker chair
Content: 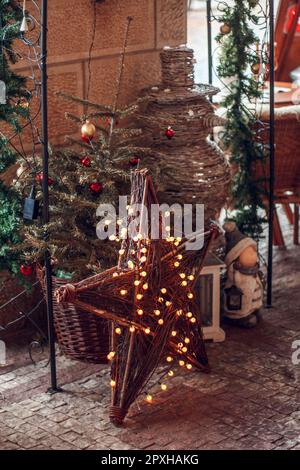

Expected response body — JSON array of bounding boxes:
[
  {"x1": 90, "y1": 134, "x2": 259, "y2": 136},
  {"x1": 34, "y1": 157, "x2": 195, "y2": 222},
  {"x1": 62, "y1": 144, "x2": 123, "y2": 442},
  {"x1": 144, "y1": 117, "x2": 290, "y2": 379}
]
[{"x1": 255, "y1": 104, "x2": 300, "y2": 246}]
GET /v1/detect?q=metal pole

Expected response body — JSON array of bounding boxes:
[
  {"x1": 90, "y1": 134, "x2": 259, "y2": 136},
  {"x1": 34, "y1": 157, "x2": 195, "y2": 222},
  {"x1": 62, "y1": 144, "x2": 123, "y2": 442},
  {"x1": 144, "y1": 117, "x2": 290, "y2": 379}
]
[
  {"x1": 267, "y1": 0, "x2": 275, "y2": 307},
  {"x1": 207, "y1": 0, "x2": 213, "y2": 85},
  {"x1": 41, "y1": 0, "x2": 61, "y2": 393}
]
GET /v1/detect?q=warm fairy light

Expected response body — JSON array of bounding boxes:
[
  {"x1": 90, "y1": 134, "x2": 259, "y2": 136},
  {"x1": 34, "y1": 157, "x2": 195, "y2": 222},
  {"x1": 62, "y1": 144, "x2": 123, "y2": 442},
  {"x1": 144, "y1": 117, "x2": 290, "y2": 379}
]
[
  {"x1": 137, "y1": 309, "x2": 143, "y2": 316},
  {"x1": 176, "y1": 309, "x2": 183, "y2": 316},
  {"x1": 137, "y1": 234, "x2": 143, "y2": 240},
  {"x1": 165, "y1": 301, "x2": 172, "y2": 307},
  {"x1": 174, "y1": 261, "x2": 180, "y2": 267},
  {"x1": 176, "y1": 237, "x2": 182, "y2": 242},
  {"x1": 187, "y1": 293, "x2": 194, "y2": 299},
  {"x1": 184, "y1": 337, "x2": 190, "y2": 344},
  {"x1": 109, "y1": 234, "x2": 116, "y2": 241},
  {"x1": 110, "y1": 380, "x2": 116, "y2": 387},
  {"x1": 128, "y1": 260, "x2": 134, "y2": 269},
  {"x1": 142, "y1": 283, "x2": 148, "y2": 290},
  {"x1": 190, "y1": 317, "x2": 196, "y2": 323},
  {"x1": 107, "y1": 351, "x2": 116, "y2": 361},
  {"x1": 161, "y1": 288, "x2": 167, "y2": 294},
  {"x1": 168, "y1": 370, "x2": 174, "y2": 377},
  {"x1": 129, "y1": 326, "x2": 135, "y2": 332},
  {"x1": 165, "y1": 225, "x2": 171, "y2": 232},
  {"x1": 169, "y1": 237, "x2": 175, "y2": 242},
  {"x1": 171, "y1": 330, "x2": 177, "y2": 337},
  {"x1": 177, "y1": 342, "x2": 183, "y2": 349},
  {"x1": 186, "y1": 364, "x2": 193, "y2": 370},
  {"x1": 158, "y1": 319, "x2": 164, "y2": 325},
  {"x1": 154, "y1": 309, "x2": 160, "y2": 316},
  {"x1": 113, "y1": 272, "x2": 118, "y2": 277},
  {"x1": 181, "y1": 280, "x2": 187, "y2": 286},
  {"x1": 188, "y1": 275, "x2": 195, "y2": 281},
  {"x1": 179, "y1": 273, "x2": 186, "y2": 279},
  {"x1": 187, "y1": 312, "x2": 193, "y2": 318},
  {"x1": 117, "y1": 219, "x2": 123, "y2": 226},
  {"x1": 140, "y1": 256, "x2": 147, "y2": 263},
  {"x1": 116, "y1": 237, "x2": 120, "y2": 242},
  {"x1": 179, "y1": 360, "x2": 185, "y2": 367},
  {"x1": 158, "y1": 297, "x2": 164, "y2": 303},
  {"x1": 182, "y1": 346, "x2": 187, "y2": 353},
  {"x1": 161, "y1": 384, "x2": 167, "y2": 391},
  {"x1": 164, "y1": 211, "x2": 170, "y2": 217},
  {"x1": 133, "y1": 236, "x2": 138, "y2": 242},
  {"x1": 141, "y1": 247, "x2": 147, "y2": 254},
  {"x1": 141, "y1": 271, "x2": 147, "y2": 277},
  {"x1": 134, "y1": 280, "x2": 140, "y2": 286},
  {"x1": 115, "y1": 327, "x2": 122, "y2": 335},
  {"x1": 177, "y1": 254, "x2": 183, "y2": 260},
  {"x1": 119, "y1": 249, "x2": 125, "y2": 255},
  {"x1": 144, "y1": 327, "x2": 151, "y2": 335},
  {"x1": 166, "y1": 356, "x2": 173, "y2": 362},
  {"x1": 146, "y1": 394, "x2": 153, "y2": 403},
  {"x1": 136, "y1": 293, "x2": 143, "y2": 300},
  {"x1": 174, "y1": 241, "x2": 179, "y2": 246},
  {"x1": 120, "y1": 289, "x2": 127, "y2": 296}
]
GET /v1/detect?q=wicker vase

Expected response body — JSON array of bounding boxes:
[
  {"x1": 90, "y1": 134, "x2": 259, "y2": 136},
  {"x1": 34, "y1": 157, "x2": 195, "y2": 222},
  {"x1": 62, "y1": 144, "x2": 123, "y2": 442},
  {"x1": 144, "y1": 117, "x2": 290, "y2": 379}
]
[
  {"x1": 137, "y1": 46, "x2": 231, "y2": 224},
  {"x1": 38, "y1": 268, "x2": 109, "y2": 364}
]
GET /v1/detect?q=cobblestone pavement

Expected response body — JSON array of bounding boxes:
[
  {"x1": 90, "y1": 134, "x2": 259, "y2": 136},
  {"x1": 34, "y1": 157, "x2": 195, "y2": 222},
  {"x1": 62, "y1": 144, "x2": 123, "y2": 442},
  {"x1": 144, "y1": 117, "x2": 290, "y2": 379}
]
[{"x1": 1, "y1": 209, "x2": 300, "y2": 450}]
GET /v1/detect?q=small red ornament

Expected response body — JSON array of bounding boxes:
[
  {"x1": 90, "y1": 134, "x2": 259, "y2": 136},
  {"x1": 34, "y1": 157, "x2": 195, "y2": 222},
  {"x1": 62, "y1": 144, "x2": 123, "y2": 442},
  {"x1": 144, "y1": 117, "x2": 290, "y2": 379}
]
[
  {"x1": 36, "y1": 173, "x2": 54, "y2": 185},
  {"x1": 20, "y1": 264, "x2": 34, "y2": 276},
  {"x1": 165, "y1": 126, "x2": 175, "y2": 140},
  {"x1": 81, "y1": 156, "x2": 91, "y2": 167},
  {"x1": 89, "y1": 182, "x2": 103, "y2": 194},
  {"x1": 129, "y1": 157, "x2": 140, "y2": 166}
]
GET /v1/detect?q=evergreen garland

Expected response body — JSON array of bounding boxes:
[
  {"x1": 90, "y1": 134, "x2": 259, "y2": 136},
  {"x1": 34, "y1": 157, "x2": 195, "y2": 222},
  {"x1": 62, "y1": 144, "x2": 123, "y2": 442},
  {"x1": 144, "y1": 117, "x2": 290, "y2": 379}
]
[
  {"x1": 216, "y1": 0, "x2": 268, "y2": 240},
  {"x1": 0, "y1": 0, "x2": 30, "y2": 274}
]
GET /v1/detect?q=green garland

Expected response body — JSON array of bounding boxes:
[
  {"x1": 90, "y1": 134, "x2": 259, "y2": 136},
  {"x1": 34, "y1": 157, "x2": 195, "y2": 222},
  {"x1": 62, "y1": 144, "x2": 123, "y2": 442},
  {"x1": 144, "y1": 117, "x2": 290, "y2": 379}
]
[
  {"x1": 0, "y1": 0, "x2": 29, "y2": 275},
  {"x1": 216, "y1": 0, "x2": 268, "y2": 240}
]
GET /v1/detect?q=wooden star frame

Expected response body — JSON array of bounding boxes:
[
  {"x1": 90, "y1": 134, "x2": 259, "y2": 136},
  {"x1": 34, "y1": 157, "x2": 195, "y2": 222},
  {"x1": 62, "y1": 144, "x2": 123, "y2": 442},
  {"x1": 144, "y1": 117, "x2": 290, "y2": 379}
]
[{"x1": 55, "y1": 169, "x2": 219, "y2": 425}]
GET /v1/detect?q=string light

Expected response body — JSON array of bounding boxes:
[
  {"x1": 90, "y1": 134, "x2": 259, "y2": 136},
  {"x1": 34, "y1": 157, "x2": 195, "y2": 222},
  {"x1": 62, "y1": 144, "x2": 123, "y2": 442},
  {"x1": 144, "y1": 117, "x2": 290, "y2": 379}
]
[
  {"x1": 165, "y1": 301, "x2": 172, "y2": 307},
  {"x1": 168, "y1": 370, "x2": 174, "y2": 377},
  {"x1": 176, "y1": 309, "x2": 183, "y2": 316},
  {"x1": 187, "y1": 293, "x2": 194, "y2": 299},
  {"x1": 118, "y1": 249, "x2": 125, "y2": 255},
  {"x1": 184, "y1": 337, "x2": 190, "y2": 344},
  {"x1": 171, "y1": 330, "x2": 177, "y2": 337},
  {"x1": 161, "y1": 383, "x2": 167, "y2": 391},
  {"x1": 142, "y1": 283, "x2": 148, "y2": 290},
  {"x1": 140, "y1": 256, "x2": 147, "y2": 263},
  {"x1": 161, "y1": 288, "x2": 167, "y2": 294},
  {"x1": 177, "y1": 254, "x2": 183, "y2": 260},
  {"x1": 113, "y1": 272, "x2": 118, "y2": 277},
  {"x1": 146, "y1": 394, "x2": 153, "y2": 403},
  {"x1": 188, "y1": 275, "x2": 195, "y2": 281},
  {"x1": 179, "y1": 360, "x2": 185, "y2": 367},
  {"x1": 141, "y1": 247, "x2": 147, "y2": 254},
  {"x1": 136, "y1": 293, "x2": 143, "y2": 300},
  {"x1": 182, "y1": 346, "x2": 188, "y2": 353},
  {"x1": 115, "y1": 327, "x2": 122, "y2": 335},
  {"x1": 128, "y1": 260, "x2": 134, "y2": 269},
  {"x1": 158, "y1": 297, "x2": 164, "y2": 303},
  {"x1": 137, "y1": 309, "x2": 143, "y2": 316},
  {"x1": 129, "y1": 326, "x2": 135, "y2": 332},
  {"x1": 181, "y1": 280, "x2": 187, "y2": 286},
  {"x1": 178, "y1": 342, "x2": 183, "y2": 349},
  {"x1": 107, "y1": 351, "x2": 116, "y2": 360},
  {"x1": 190, "y1": 317, "x2": 196, "y2": 324},
  {"x1": 186, "y1": 364, "x2": 193, "y2": 370},
  {"x1": 187, "y1": 312, "x2": 193, "y2": 318},
  {"x1": 140, "y1": 271, "x2": 147, "y2": 277},
  {"x1": 110, "y1": 380, "x2": 116, "y2": 387},
  {"x1": 120, "y1": 289, "x2": 127, "y2": 296},
  {"x1": 179, "y1": 273, "x2": 186, "y2": 279},
  {"x1": 166, "y1": 356, "x2": 173, "y2": 363},
  {"x1": 174, "y1": 261, "x2": 180, "y2": 267},
  {"x1": 134, "y1": 280, "x2": 140, "y2": 286},
  {"x1": 154, "y1": 309, "x2": 160, "y2": 316},
  {"x1": 144, "y1": 327, "x2": 151, "y2": 335},
  {"x1": 158, "y1": 319, "x2": 164, "y2": 325},
  {"x1": 109, "y1": 234, "x2": 116, "y2": 241}
]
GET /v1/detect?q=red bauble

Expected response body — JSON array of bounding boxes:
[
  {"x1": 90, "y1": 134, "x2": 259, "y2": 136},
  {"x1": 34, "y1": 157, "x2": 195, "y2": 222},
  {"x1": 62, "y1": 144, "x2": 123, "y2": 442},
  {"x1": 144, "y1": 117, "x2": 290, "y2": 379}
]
[
  {"x1": 81, "y1": 156, "x2": 91, "y2": 167},
  {"x1": 36, "y1": 173, "x2": 54, "y2": 185},
  {"x1": 81, "y1": 134, "x2": 92, "y2": 143},
  {"x1": 20, "y1": 264, "x2": 34, "y2": 276},
  {"x1": 129, "y1": 157, "x2": 140, "y2": 166},
  {"x1": 165, "y1": 126, "x2": 175, "y2": 140},
  {"x1": 89, "y1": 182, "x2": 103, "y2": 194}
]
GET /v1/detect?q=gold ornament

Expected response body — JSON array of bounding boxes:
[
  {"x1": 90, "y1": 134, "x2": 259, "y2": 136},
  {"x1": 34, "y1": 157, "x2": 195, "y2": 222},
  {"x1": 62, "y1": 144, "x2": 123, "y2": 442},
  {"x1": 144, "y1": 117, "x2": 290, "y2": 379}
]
[
  {"x1": 251, "y1": 63, "x2": 260, "y2": 75},
  {"x1": 81, "y1": 120, "x2": 96, "y2": 138},
  {"x1": 220, "y1": 24, "x2": 231, "y2": 35}
]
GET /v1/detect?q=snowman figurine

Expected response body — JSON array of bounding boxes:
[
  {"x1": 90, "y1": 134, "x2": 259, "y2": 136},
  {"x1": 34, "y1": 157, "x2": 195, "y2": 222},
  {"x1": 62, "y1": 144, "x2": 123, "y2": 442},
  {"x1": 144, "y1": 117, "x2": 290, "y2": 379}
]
[{"x1": 223, "y1": 221, "x2": 264, "y2": 328}]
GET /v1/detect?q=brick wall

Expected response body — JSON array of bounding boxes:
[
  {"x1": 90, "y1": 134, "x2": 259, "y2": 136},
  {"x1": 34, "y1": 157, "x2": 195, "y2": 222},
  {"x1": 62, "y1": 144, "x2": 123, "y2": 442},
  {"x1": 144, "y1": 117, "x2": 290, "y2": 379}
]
[{"x1": 13, "y1": 0, "x2": 187, "y2": 147}]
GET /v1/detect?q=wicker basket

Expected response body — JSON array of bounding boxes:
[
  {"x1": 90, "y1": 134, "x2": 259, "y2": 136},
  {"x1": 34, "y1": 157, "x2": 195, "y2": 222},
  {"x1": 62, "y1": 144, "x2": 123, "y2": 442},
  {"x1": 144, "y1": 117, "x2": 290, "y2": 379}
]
[{"x1": 38, "y1": 267, "x2": 109, "y2": 364}]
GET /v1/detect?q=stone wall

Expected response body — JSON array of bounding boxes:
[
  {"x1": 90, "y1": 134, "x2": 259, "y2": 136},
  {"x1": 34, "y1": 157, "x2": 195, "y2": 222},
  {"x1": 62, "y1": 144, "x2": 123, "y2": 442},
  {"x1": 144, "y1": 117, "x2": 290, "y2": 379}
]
[{"x1": 13, "y1": 0, "x2": 187, "y2": 148}]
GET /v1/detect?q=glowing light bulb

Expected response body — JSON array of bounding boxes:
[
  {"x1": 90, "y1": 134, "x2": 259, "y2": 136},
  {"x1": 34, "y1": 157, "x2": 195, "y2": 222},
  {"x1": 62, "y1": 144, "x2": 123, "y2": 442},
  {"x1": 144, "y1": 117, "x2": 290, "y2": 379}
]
[
  {"x1": 186, "y1": 364, "x2": 193, "y2": 370},
  {"x1": 168, "y1": 370, "x2": 174, "y2": 377},
  {"x1": 171, "y1": 331, "x2": 177, "y2": 337},
  {"x1": 174, "y1": 261, "x2": 180, "y2": 267},
  {"x1": 154, "y1": 310, "x2": 160, "y2": 316},
  {"x1": 119, "y1": 249, "x2": 125, "y2": 255},
  {"x1": 161, "y1": 384, "x2": 167, "y2": 391},
  {"x1": 134, "y1": 280, "x2": 140, "y2": 286},
  {"x1": 136, "y1": 293, "x2": 143, "y2": 300},
  {"x1": 141, "y1": 247, "x2": 147, "y2": 254},
  {"x1": 169, "y1": 237, "x2": 175, "y2": 242},
  {"x1": 184, "y1": 338, "x2": 190, "y2": 344},
  {"x1": 187, "y1": 293, "x2": 194, "y2": 299},
  {"x1": 129, "y1": 326, "x2": 135, "y2": 333},
  {"x1": 165, "y1": 301, "x2": 172, "y2": 307},
  {"x1": 115, "y1": 327, "x2": 122, "y2": 335},
  {"x1": 181, "y1": 280, "x2": 187, "y2": 286},
  {"x1": 178, "y1": 342, "x2": 183, "y2": 349},
  {"x1": 109, "y1": 234, "x2": 116, "y2": 241},
  {"x1": 187, "y1": 312, "x2": 193, "y2": 318},
  {"x1": 158, "y1": 319, "x2": 164, "y2": 325},
  {"x1": 142, "y1": 283, "x2": 148, "y2": 290},
  {"x1": 161, "y1": 288, "x2": 167, "y2": 294},
  {"x1": 120, "y1": 289, "x2": 127, "y2": 296},
  {"x1": 158, "y1": 297, "x2": 164, "y2": 303},
  {"x1": 188, "y1": 275, "x2": 195, "y2": 281},
  {"x1": 141, "y1": 271, "x2": 147, "y2": 277},
  {"x1": 177, "y1": 254, "x2": 183, "y2": 260},
  {"x1": 113, "y1": 272, "x2": 118, "y2": 277},
  {"x1": 164, "y1": 211, "x2": 170, "y2": 217},
  {"x1": 146, "y1": 394, "x2": 153, "y2": 403},
  {"x1": 110, "y1": 380, "x2": 116, "y2": 387},
  {"x1": 137, "y1": 309, "x2": 143, "y2": 316},
  {"x1": 179, "y1": 360, "x2": 185, "y2": 367},
  {"x1": 182, "y1": 346, "x2": 188, "y2": 353},
  {"x1": 179, "y1": 273, "x2": 186, "y2": 279},
  {"x1": 144, "y1": 327, "x2": 151, "y2": 335},
  {"x1": 165, "y1": 225, "x2": 171, "y2": 232},
  {"x1": 176, "y1": 309, "x2": 183, "y2": 316},
  {"x1": 190, "y1": 317, "x2": 196, "y2": 323},
  {"x1": 166, "y1": 356, "x2": 173, "y2": 363},
  {"x1": 176, "y1": 237, "x2": 182, "y2": 242},
  {"x1": 140, "y1": 256, "x2": 147, "y2": 263},
  {"x1": 117, "y1": 219, "x2": 123, "y2": 226},
  {"x1": 107, "y1": 351, "x2": 116, "y2": 361},
  {"x1": 128, "y1": 260, "x2": 134, "y2": 269}
]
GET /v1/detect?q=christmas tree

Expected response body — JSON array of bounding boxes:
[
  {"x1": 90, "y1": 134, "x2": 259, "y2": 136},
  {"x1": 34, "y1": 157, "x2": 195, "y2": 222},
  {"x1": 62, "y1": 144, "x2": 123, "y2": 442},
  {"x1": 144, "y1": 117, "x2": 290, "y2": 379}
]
[{"x1": 0, "y1": 0, "x2": 30, "y2": 275}]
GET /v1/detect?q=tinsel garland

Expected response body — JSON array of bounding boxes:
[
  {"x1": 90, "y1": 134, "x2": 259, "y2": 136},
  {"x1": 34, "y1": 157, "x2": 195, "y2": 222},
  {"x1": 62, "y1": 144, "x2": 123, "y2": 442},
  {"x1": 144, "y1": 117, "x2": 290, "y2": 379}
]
[{"x1": 216, "y1": 0, "x2": 268, "y2": 239}]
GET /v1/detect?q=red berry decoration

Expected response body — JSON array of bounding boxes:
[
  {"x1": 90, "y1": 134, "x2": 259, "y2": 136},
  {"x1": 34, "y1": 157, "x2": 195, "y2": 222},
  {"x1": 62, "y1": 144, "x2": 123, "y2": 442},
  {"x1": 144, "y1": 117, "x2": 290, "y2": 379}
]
[
  {"x1": 20, "y1": 264, "x2": 34, "y2": 276},
  {"x1": 165, "y1": 126, "x2": 175, "y2": 140},
  {"x1": 129, "y1": 157, "x2": 140, "y2": 166},
  {"x1": 89, "y1": 182, "x2": 103, "y2": 194},
  {"x1": 35, "y1": 173, "x2": 54, "y2": 185},
  {"x1": 81, "y1": 156, "x2": 91, "y2": 167}
]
